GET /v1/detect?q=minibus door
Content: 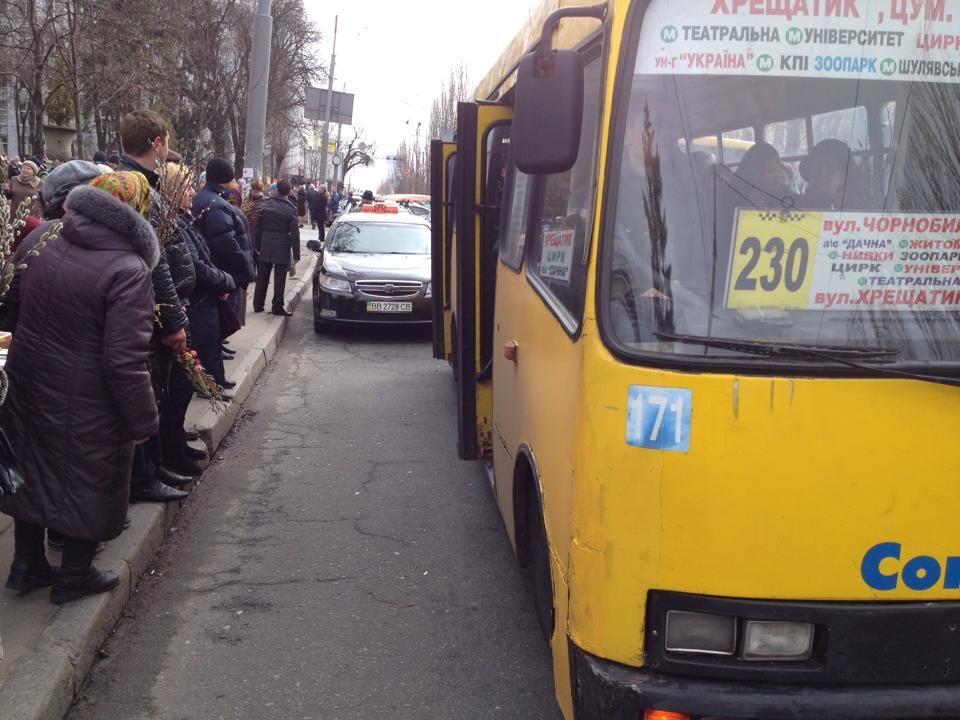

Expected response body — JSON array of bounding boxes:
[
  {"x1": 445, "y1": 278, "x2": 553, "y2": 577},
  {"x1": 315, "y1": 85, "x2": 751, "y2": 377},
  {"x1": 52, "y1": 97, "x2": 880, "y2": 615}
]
[
  {"x1": 453, "y1": 101, "x2": 512, "y2": 461},
  {"x1": 430, "y1": 139, "x2": 456, "y2": 361}
]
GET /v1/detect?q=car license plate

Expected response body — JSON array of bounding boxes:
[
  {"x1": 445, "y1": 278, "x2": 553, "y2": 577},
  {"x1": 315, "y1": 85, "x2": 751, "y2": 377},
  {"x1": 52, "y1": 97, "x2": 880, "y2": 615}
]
[{"x1": 367, "y1": 302, "x2": 413, "y2": 313}]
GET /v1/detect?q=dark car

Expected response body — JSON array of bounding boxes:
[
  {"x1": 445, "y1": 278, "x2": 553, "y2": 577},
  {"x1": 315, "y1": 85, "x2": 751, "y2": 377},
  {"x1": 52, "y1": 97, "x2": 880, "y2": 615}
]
[{"x1": 309, "y1": 211, "x2": 432, "y2": 332}]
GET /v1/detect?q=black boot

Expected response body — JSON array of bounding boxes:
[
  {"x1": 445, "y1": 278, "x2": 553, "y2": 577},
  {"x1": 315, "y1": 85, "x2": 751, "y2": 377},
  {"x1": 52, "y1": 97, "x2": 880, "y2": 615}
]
[
  {"x1": 157, "y1": 461, "x2": 201, "y2": 484},
  {"x1": 130, "y1": 475, "x2": 188, "y2": 503},
  {"x1": 6, "y1": 520, "x2": 57, "y2": 594},
  {"x1": 50, "y1": 538, "x2": 118, "y2": 605},
  {"x1": 183, "y1": 444, "x2": 207, "y2": 462}
]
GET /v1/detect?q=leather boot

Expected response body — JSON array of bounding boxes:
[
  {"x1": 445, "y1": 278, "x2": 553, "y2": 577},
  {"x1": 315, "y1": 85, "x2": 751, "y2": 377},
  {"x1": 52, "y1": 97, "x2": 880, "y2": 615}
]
[
  {"x1": 183, "y1": 444, "x2": 207, "y2": 462},
  {"x1": 50, "y1": 538, "x2": 118, "y2": 605},
  {"x1": 130, "y1": 475, "x2": 188, "y2": 503},
  {"x1": 158, "y1": 461, "x2": 201, "y2": 484},
  {"x1": 6, "y1": 520, "x2": 57, "y2": 594}
]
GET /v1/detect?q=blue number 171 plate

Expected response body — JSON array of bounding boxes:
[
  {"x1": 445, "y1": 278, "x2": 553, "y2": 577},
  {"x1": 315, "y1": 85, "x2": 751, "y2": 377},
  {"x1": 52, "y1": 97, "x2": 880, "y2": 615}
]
[{"x1": 626, "y1": 386, "x2": 692, "y2": 452}]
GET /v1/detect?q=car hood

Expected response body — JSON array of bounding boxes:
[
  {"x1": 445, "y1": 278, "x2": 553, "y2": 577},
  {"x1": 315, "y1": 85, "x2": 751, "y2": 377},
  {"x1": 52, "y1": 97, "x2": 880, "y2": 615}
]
[{"x1": 325, "y1": 251, "x2": 431, "y2": 282}]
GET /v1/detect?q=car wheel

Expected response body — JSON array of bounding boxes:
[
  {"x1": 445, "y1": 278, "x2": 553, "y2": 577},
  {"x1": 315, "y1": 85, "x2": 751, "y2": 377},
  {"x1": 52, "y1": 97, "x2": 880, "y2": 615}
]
[{"x1": 526, "y1": 483, "x2": 554, "y2": 645}]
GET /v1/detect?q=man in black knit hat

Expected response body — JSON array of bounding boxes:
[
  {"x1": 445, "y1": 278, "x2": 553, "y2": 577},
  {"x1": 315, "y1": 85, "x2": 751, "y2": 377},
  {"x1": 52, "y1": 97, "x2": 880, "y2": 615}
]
[{"x1": 192, "y1": 159, "x2": 256, "y2": 375}]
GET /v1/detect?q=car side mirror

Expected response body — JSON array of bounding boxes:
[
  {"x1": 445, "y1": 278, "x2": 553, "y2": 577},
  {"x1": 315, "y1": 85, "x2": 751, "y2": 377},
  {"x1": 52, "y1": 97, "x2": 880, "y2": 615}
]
[
  {"x1": 512, "y1": 4, "x2": 606, "y2": 175},
  {"x1": 306, "y1": 239, "x2": 321, "y2": 252}
]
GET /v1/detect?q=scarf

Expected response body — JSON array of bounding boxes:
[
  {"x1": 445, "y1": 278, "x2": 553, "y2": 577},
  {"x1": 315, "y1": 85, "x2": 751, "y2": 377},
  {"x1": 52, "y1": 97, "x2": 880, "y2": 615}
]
[{"x1": 87, "y1": 172, "x2": 151, "y2": 217}]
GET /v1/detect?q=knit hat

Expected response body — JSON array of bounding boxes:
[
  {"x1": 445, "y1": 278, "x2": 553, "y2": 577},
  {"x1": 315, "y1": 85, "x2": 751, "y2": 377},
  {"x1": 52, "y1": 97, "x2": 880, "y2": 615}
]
[
  {"x1": 41, "y1": 160, "x2": 103, "y2": 216},
  {"x1": 92, "y1": 151, "x2": 107, "y2": 163},
  {"x1": 20, "y1": 160, "x2": 39, "y2": 175},
  {"x1": 205, "y1": 157, "x2": 234, "y2": 185},
  {"x1": 87, "y1": 171, "x2": 152, "y2": 217}
]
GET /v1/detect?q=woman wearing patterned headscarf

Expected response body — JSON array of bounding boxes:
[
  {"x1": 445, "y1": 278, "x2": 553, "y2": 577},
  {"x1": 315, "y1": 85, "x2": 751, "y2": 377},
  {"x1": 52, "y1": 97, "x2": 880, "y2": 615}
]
[{"x1": 2, "y1": 171, "x2": 161, "y2": 605}]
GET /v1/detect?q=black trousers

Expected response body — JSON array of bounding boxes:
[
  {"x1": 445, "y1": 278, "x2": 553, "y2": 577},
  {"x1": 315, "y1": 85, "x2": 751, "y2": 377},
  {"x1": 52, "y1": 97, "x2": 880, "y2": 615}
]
[
  {"x1": 131, "y1": 339, "x2": 174, "y2": 488},
  {"x1": 160, "y1": 367, "x2": 194, "y2": 466},
  {"x1": 253, "y1": 261, "x2": 289, "y2": 313}
]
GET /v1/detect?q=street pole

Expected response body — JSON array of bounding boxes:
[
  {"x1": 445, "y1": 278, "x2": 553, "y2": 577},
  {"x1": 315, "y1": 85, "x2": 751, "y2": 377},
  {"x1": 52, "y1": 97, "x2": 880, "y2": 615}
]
[
  {"x1": 319, "y1": 16, "x2": 338, "y2": 186},
  {"x1": 244, "y1": 0, "x2": 273, "y2": 179}
]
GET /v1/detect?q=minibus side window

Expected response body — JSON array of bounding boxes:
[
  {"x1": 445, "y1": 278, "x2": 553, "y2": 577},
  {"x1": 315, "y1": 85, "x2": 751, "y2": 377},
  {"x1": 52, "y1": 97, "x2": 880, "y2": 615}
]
[
  {"x1": 499, "y1": 166, "x2": 531, "y2": 270},
  {"x1": 526, "y1": 54, "x2": 603, "y2": 325}
]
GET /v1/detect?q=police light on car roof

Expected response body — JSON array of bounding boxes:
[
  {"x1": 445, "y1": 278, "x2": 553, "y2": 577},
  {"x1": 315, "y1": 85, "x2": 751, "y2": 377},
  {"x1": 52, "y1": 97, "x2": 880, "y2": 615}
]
[{"x1": 361, "y1": 202, "x2": 398, "y2": 214}]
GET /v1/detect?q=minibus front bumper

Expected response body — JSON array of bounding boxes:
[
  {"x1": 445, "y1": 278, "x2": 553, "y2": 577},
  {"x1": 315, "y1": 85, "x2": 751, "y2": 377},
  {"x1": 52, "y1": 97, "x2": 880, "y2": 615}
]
[{"x1": 570, "y1": 641, "x2": 960, "y2": 720}]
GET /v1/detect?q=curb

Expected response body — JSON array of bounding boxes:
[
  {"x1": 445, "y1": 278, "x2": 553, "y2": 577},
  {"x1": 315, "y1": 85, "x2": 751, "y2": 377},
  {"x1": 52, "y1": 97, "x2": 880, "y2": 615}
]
[{"x1": 0, "y1": 255, "x2": 317, "y2": 720}]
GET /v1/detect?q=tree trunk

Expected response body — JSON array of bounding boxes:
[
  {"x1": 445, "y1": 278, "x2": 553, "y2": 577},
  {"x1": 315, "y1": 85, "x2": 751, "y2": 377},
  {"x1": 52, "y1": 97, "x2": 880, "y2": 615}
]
[
  {"x1": 212, "y1": 116, "x2": 227, "y2": 158},
  {"x1": 93, "y1": 103, "x2": 106, "y2": 153},
  {"x1": 229, "y1": 110, "x2": 244, "y2": 177}
]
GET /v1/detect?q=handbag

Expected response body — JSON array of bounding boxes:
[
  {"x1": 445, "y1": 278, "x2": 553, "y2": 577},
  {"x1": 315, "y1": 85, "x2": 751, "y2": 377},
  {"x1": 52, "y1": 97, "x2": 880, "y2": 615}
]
[
  {"x1": 218, "y1": 297, "x2": 242, "y2": 340},
  {"x1": 0, "y1": 369, "x2": 23, "y2": 509}
]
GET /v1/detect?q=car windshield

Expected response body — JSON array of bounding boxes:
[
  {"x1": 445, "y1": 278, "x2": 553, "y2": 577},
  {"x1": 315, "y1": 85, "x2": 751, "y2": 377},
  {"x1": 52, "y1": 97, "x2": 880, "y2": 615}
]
[
  {"x1": 328, "y1": 222, "x2": 430, "y2": 255},
  {"x1": 603, "y1": 0, "x2": 960, "y2": 367}
]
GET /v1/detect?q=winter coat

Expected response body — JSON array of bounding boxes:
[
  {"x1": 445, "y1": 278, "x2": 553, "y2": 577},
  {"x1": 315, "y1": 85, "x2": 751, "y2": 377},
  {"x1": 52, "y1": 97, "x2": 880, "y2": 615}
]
[
  {"x1": 296, "y1": 188, "x2": 307, "y2": 216},
  {"x1": 181, "y1": 212, "x2": 234, "y2": 385},
  {"x1": 180, "y1": 211, "x2": 235, "y2": 303},
  {"x1": 307, "y1": 187, "x2": 319, "y2": 215},
  {"x1": 254, "y1": 196, "x2": 300, "y2": 265},
  {"x1": 193, "y1": 183, "x2": 256, "y2": 287},
  {"x1": 0, "y1": 185, "x2": 160, "y2": 542},
  {"x1": 118, "y1": 154, "x2": 189, "y2": 338},
  {"x1": 9, "y1": 173, "x2": 43, "y2": 218},
  {"x1": 166, "y1": 226, "x2": 197, "y2": 304}
]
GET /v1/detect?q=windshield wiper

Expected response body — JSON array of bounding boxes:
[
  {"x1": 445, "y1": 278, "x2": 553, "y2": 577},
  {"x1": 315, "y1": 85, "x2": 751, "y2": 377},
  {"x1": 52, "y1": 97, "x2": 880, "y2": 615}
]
[{"x1": 656, "y1": 331, "x2": 960, "y2": 388}]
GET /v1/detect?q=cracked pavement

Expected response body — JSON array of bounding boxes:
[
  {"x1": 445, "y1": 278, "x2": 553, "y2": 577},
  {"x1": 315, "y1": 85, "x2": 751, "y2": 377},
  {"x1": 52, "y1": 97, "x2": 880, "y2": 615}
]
[{"x1": 66, "y1": 314, "x2": 560, "y2": 720}]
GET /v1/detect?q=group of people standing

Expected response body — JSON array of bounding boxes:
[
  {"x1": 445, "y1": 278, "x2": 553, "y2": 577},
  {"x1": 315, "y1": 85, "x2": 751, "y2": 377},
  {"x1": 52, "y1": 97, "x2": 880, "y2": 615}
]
[{"x1": 0, "y1": 109, "x2": 302, "y2": 605}]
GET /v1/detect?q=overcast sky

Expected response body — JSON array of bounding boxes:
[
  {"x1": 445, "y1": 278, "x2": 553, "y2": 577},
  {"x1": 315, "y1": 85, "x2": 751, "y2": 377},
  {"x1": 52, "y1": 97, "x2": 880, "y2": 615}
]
[{"x1": 303, "y1": 0, "x2": 542, "y2": 189}]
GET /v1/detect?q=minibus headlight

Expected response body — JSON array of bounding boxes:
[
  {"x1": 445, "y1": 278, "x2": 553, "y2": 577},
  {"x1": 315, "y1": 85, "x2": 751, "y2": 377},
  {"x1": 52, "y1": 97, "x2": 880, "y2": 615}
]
[
  {"x1": 742, "y1": 620, "x2": 814, "y2": 661},
  {"x1": 665, "y1": 611, "x2": 736, "y2": 656}
]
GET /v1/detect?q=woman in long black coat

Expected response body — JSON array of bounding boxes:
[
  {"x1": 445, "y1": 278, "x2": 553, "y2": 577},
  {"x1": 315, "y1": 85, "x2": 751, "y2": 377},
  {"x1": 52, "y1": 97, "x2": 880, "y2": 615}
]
[{"x1": 2, "y1": 174, "x2": 160, "y2": 605}]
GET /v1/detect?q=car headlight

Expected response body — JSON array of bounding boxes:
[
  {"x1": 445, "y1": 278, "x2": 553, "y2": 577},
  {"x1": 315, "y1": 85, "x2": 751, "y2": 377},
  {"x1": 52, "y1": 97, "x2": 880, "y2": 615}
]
[
  {"x1": 319, "y1": 273, "x2": 351, "y2": 293},
  {"x1": 424, "y1": 281, "x2": 432, "y2": 299}
]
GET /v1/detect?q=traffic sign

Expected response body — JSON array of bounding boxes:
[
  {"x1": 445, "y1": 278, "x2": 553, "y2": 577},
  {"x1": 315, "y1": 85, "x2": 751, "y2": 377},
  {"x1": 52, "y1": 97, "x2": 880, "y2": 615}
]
[{"x1": 332, "y1": 154, "x2": 342, "y2": 167}]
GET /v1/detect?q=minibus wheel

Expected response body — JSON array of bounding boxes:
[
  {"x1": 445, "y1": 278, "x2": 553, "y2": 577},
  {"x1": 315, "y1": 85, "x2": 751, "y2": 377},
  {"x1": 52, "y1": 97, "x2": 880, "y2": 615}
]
[{"x1": 527, "y1": 483, "x2": 554, "y2": 644}]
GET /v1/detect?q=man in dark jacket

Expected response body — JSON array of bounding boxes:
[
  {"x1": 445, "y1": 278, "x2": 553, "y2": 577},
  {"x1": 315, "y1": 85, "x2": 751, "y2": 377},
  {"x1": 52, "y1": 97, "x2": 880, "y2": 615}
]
[
  {"x1": 193, "y1": 158, "x2": 256, "y2": 302},
  {"x1": 307, "y1": 183, "x2": 319, "y2": 229},
  {"x1": 253, "y1": 179, "x2": 300, "y2": 316},
  {"x1": 117, "y1": 110, "x2": 191, "y2": 503}
]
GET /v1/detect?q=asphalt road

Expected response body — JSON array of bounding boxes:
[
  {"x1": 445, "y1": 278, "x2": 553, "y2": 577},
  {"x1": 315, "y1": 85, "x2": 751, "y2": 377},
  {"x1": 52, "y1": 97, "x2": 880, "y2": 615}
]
[{"x1": 67, "y1": 312, "x2": 560, "y2": 720}]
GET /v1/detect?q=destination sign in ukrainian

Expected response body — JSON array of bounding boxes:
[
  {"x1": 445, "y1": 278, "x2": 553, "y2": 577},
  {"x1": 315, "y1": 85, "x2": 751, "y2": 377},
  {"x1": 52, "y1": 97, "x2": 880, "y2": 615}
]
[
  {"x1": 725, "y1": 209, "x2": 960, "y2": 311},
  {"x1": 638, "y1": 0, "x2": 960, "y2": 83}
]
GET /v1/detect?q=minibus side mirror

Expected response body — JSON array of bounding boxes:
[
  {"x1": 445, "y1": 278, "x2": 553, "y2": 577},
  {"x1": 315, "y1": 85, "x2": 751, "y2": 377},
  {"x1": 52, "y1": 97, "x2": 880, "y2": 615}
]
[
  {"x1": 513, "y1": 49, "x2": 584, "y2": 175},
  {"x1": 512, "y1": 3, "x2": 606, "y2": 175}
]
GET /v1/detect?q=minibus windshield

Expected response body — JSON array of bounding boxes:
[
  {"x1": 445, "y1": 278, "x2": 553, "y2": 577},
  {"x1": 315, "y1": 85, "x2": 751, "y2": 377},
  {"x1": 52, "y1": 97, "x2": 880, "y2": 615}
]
[{"x1": 603, "y1": 0, "x2": 960, "y2": 368}]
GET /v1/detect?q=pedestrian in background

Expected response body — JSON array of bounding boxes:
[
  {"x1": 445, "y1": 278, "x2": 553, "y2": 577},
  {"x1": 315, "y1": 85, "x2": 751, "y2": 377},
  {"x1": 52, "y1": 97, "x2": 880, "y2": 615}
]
[
  {"x1": 193, "y1": 158, "x2": 256, "y2": 343},
  {"x1": 296, "y1": 184, "x2": 307, "y2": 227},
  {"x1": 118, "y1": 110, "x2": 192, "y2": 504},
  {"x1": 253, "y1": 179, "x2": 299, "y2": 316},
  {"x1": 2, "y1": 172, "x2": 159, "y2": 605},
  {"x1": 307, "y1": 183, "x2": 319, "y2": 229},
  {"x1": 316, "y1": 184, "x2": 328, "y2": 241},
  {"x1": 6, "y1": 160, "x2": 44, "y2": 218}
]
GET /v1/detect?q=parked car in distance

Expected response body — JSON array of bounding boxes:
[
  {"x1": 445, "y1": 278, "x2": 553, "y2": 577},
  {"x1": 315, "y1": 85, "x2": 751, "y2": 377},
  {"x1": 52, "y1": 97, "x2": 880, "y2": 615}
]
[{"x1": 308, "y1": 206, "x2": 432, "y2": 333}]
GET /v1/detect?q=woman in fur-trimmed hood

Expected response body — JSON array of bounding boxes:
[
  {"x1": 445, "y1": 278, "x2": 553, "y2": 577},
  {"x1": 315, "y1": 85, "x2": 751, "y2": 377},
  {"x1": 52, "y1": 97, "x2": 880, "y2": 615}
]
[{"x1": 1, "y1": 171, "x2": 161, "y2": 605}]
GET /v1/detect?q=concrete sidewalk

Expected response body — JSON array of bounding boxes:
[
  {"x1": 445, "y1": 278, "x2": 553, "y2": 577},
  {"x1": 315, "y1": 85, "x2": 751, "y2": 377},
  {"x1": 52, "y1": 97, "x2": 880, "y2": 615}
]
[{"x1": 0, "y1": 234, "x2": 320, "y2": 720}]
